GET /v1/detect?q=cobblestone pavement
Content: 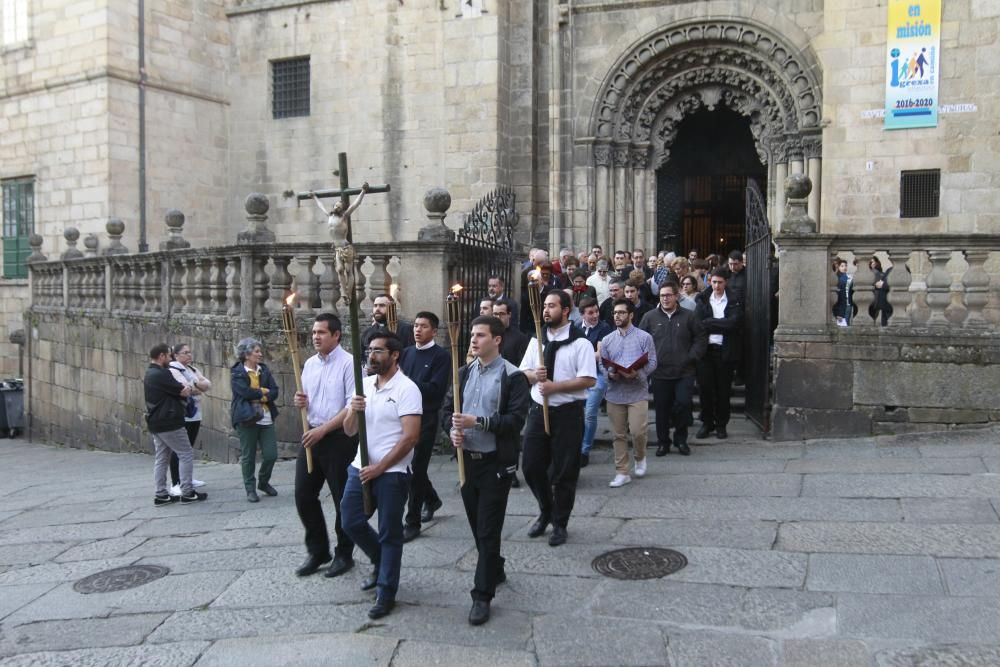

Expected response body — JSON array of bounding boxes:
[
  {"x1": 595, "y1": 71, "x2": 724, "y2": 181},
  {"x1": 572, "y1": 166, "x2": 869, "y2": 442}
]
[{"x1": 1, "y1": 422, "x2": 999, "y2": 666}]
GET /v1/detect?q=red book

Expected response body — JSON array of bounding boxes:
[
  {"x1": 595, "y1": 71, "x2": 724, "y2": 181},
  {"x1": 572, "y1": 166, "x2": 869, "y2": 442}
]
[{"x1": 601, "y1": 352, "x2": 649, "y2": 374}]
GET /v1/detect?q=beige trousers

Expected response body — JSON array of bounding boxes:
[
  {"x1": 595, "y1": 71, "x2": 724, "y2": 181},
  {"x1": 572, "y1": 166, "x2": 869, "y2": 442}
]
[{"x1": 607, "y1": 400, "x2": 648, "y2": 474}]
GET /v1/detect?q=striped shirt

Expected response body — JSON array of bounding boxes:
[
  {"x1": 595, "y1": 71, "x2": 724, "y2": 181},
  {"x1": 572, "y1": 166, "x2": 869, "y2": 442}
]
[{"x1": 600, "y1": 324, "x2": 658, "y2": 405}]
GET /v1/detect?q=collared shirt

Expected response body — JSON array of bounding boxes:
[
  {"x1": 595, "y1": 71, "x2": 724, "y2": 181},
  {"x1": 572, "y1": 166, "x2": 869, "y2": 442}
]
[
  {"x1": 460, "y1": 356, "x2": 505, "y2": 453},
  {"x1": 351, "y1": 370, "x2": 423, "y2": 473},
  {"x1": 709, "y1": 292, "x2": 728, "y2": 345},
  {"x1": 519, "y1": 323, "x2": 597, "y2": 407},
  {"x1": 415, "y1": 340, "x2": 436, "y2": 351},
  {"x1": 600, "y1": 324, "x2": 657, "y2": 405},
  {"x1": 586, "y1": 273, "x2": 611, "y2": 304},
  {"x1": 244, "y1": 365, "x2": 273, "y2": 426},
  {"x1": 301, "y1": 345, "x2": 354, "y2": 428}
]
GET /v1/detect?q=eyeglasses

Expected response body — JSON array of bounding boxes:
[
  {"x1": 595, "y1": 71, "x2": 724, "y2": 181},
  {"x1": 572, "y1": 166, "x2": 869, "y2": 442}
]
[
  {"x1": 368, "y1": 348, "x2": 389, "y2": 356},
  {"x1": 613, "y1": 310, "x2": 630, "y2": 316},
  {"x1": 598, "y1": 270, "x2": 607, "y2": 275}
]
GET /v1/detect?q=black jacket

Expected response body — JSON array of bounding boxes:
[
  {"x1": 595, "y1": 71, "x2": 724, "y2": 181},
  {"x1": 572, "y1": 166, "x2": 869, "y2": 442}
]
[
  {"x1": 442, "y1": 359, "x2": 531, "y2": 467},
  {"x1": 694, "y1": 288, "x2": 744, "y2": 364},
  {"x1": 638, "y1": 306, "x2": 706, "y2": 379},
  {"x1": 500, "y1": 325, "x2": 531, "y2": 366},
  {"x1": 399, "y1": 343, "x2": 452, "y2": 426},
  {"x1": 230, "y1": 361, "x2": 280, "y2": 427},
  {"x1": 363, "y1": 320, "x2": 415, "y2": 349},
  {"x1": 576, "y1": 319, "x2": 613, "y2": 350},
  {"x1": 144, "y1": 363, "x2": 187, "y2": 433}
]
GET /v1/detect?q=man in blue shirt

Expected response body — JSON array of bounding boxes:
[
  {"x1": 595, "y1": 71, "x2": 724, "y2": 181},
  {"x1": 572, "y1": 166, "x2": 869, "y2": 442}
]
[{"x1": 575, "y1": 297, "x2": 612, "y2": 468}]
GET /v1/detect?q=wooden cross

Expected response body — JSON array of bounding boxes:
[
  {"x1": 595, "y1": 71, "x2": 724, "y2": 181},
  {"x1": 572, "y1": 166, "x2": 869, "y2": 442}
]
[{"x1": 295, "y1": 153, "x2": 390, "y2": 243}]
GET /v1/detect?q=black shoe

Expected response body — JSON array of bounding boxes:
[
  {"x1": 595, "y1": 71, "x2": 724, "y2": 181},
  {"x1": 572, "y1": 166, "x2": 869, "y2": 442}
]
[
  {"x1": 511, "y1": 475, "x2": 520, "y2": 488},
  {"x1": 655, "y1": 443, "x2": 669, "y2": 457},
  {"x1": 548, "y1": 526, "x2": 567, "y2": 547},
  {"x1": 368, "y1": 597, "x2": 395, "y2": 620},
  {"x1": 420, "y1": 498, "x2": 443, "y2": 523},
  {"x1": 676, "y1": 442, "x2": 691, "y2": 456},
  {"x1": 580, "y1": 453, "x2": 589, "y2": 468},
  {"x1": 324, "y1": 556, "x2": 354, "y2": 578},
  {"x1": 527, "y1": 516, "x2": 549, "y2": 538},
  {"x1": 716, "y1": 426, "x2": 728, "y2": 439},
  {"x1": 296, "y1": 553, "x2": 332, "y2": 577},
  {"x1": 180, "y1": 490, "x2": 207, "y2": 504},
  {"x1": 696, "y1": 425, "x2": 713, "y2": 439},
  {"x1": 154, "y1": 493, "x2": 179, "y2": 507},
  {"x1": 246, "y1": 490, "x2": 260, "y2": 503},
  {"x1": 402, "y1": 524, "x2": 420, "y2": 543},
  {"x1": 257, "y1": 482, "x2": 278, "y2": 496},
  {"x1": 469, "y1": 599, "x2": 491, "y2": 626},
  {"x1": 361, "y1": 566, "x2": 379, "y2": 591}
]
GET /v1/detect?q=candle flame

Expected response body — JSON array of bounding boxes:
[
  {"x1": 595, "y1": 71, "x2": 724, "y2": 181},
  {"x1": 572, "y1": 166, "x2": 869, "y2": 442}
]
[
  {"x1": 450, "y1": 284, "x2": 463, "y2": 295},
  {"x1": 285, "y1": 293, "x2": 296, "y2": 306},
  {"x1": 528, "y1": 268, "x2": 541, "y2": 282}
]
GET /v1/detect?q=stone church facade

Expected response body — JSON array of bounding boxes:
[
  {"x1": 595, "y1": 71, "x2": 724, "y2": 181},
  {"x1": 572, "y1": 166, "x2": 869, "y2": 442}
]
[{"x1": 2, "y1": 0, "x2": 998, "y2": 379}]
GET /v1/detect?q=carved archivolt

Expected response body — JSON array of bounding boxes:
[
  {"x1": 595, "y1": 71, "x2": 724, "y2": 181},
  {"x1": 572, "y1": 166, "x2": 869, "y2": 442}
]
[{"x1": 591, "y1": 18, "x2": 823, "y2": 168}]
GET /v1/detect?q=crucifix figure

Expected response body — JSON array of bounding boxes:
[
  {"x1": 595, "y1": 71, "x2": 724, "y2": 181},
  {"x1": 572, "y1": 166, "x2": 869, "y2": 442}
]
[{"x1": 312, "y1": 182, "x2": 368, "y2": 247}]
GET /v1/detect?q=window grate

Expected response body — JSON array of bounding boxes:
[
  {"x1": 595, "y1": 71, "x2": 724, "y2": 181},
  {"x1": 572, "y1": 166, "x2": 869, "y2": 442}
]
[
  {"x1": 2, "y1": 176, "x2": 34, "y2": 279},
  {"x1": 899, "y1": 169, "x2": 940, "y2": 218},
  {"x1": 271, "y1": 57, "x2": 310, "y2": 119}
]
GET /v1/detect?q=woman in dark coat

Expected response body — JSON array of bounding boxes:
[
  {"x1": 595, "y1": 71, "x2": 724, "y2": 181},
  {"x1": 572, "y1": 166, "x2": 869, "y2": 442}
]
[
  {"x1": 868, "y1": 257, "x2": 893, "y2": 326},
  {"x1": 230, "y1": 337, "x2": 280, "y2": 503},
  {"x1": 832, "y1": 258, "x2": 856, "y2": 327}
]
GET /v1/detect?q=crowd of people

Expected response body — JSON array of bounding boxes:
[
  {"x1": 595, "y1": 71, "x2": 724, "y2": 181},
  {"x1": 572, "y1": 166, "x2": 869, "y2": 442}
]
[{"x1": 140, "y1": 242, "x2": 757, "y2": 627}]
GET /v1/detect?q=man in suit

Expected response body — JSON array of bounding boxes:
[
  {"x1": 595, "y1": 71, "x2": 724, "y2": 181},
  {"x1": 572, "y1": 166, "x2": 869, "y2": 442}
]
[
  {"x1": 694, "y1": 269, "x2": 744, "y2": 440},
  {"x1": 362, "y1": 294, "x2": 415, "y2": 350},
  {"x1": 494, "y1": 298, "x2": 529, "y2": 366},
  {"x1": 487, "y1": 275, "x2": 518, "y2": 329}
]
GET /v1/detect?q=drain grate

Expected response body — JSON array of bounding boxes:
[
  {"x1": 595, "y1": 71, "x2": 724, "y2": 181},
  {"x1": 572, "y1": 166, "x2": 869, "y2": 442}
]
[
  {"x1": 592, "y1": 547, "x2": 687, "y2": 580},
  {"x1": 73, "y1": 565, "x2": 170, "y2": 594}
]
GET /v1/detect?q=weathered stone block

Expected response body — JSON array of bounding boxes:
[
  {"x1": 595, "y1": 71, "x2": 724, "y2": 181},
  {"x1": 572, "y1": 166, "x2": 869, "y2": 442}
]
[
  {"x1": 855, "y1": 362, "x2": 1000, "y2": 411},
  {"x1": 773, "y1": 358, "x2": 853, "y2": 409},
  {"x1": 772, "y1": 407, "x2": 873, "y2": 441},
  {"x1": 908, "y1": 407, "x2": 990, "y2": 424}
]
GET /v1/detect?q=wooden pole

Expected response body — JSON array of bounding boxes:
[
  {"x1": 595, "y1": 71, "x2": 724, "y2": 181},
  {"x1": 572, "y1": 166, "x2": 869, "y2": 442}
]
[
  {"x1": 447, "y1": 287, "x2": 466, "y2": 487},
  {"x1": 281, "y1": 301, "x2": 313, "y2": 474},
  {"x1": 527, "y1": 273, "x2": 550, "y2": 434}
]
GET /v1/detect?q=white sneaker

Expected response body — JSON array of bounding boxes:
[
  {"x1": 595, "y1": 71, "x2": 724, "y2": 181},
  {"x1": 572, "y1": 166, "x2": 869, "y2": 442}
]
[
  {"x1": 609, "y1": 474, "x2": 631, "y2": 488},
  {"x1": 634, "y1": 458, "x2": 647, "y2": 478},
  {"x1": 168, "y1": 484, "x2": 182, "y2": 497},
  {"x1": 192, "y1": 479, "x2": 206, "y2": 488}
]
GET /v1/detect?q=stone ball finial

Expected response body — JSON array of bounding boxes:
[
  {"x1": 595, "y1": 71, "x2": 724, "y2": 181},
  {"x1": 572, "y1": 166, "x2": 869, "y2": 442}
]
[
  {"x1": 245, "y1": 193, "x2": 270, "y2": 216},
  {"x1": 64, "y1": 227, "x2": 80, "y2": 242},
  {"x1": 30, "y1": 233, "x2": 43, "y2": 250},
  {"x1": 423, "y1": 188, "x2": 452, "y2": 215},
  {"x1": 106, "y1": 218, "x2": 125, "y2": 236},
  {"x1": 83, "y1": 234, "x2": 99, "y2": 251},
  {"x1": 165, "y1": 209, "x2": 185, "y2": 229},
  {"x1": 784, "y1": 173, "x2": 812, "y2": 200}
]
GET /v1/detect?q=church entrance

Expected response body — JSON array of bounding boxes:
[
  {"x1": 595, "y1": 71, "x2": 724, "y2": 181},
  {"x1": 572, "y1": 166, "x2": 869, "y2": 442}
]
[{"x1": 655, "y1": 108, "x2": 766, "y2": 257}]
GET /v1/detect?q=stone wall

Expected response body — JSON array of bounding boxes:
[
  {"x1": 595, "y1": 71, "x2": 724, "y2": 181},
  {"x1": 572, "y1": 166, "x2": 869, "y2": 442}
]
[{"x1": 0, "y1": 281, "x2": 27, "y2": 377}]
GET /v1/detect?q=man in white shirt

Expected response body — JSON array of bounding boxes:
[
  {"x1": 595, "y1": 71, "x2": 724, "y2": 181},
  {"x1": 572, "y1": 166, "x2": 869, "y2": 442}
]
[
  {"x1": 342, "y1": 332, "x2": 422, "y2": 620},
  {"x1": 519, "y1": 291, "x2": 597, "y2": 547},
  {"x1": 292, "y1": 314, "x2": 357, "y2": 579},
  {"x1": 586, "y1": 259, "x2": 612, "y2": 305},
  {"x1": 694, "y1": 269, "x2": 744, "y2": 440}
]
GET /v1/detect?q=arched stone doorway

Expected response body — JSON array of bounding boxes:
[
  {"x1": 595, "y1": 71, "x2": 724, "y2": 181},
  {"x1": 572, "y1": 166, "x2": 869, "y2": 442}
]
[{"x1": 586, "y1": 18, "x2": 823, "y2": 252}]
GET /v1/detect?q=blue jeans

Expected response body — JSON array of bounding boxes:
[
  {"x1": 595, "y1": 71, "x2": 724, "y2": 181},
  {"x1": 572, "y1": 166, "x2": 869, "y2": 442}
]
[
  {"x1": 581, "y1": 374, "x2": 608, "y2": 455},
  {"x1": 341, "y1": 466, "x2": 411, "y2": 601}
]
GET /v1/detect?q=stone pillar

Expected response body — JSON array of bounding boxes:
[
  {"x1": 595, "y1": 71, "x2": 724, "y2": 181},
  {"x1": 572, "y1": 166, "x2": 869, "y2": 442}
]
[
  {"x1": 103, "y1": 219, "x2": 129, "y2": 255},
  {"x1": 961, "y1": 250, "x2": 991, "y2": 329},
  {"x1": 160, "y1": 210, "x2": 191, "y2": 250},
  {"x1": 774, "y1": 163, "x2": 788, "y2": 230},
  {"x1": 594, "y1": 145, "x2": 610, "y2": 252},
  {"x1": 416, "y1": 188, "x2": 455, "y2": 241},
  {"x1": 62, "y1": 227, "x2": 83, "y2": 260},
  {"x1": 807, "y1": 158, "x2": 822, "y2": 227},
  {"x1": 613, "y1": 147, "x2": 629, "y2": 253},
  {"x1": 238, "y1": 193, "x2": 275, "y2": 244},
  {"x1": 775, "y1": 176, "x2": 827, "y2": 332},
  {"x1": 924, "y1": 249, "x2": 952, "y2": 328}
]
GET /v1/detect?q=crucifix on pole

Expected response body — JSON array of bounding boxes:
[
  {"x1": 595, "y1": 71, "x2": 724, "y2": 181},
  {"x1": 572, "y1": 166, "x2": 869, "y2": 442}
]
[{"x1": 295, "y1": 152, "x2": 391, "y2": 514}]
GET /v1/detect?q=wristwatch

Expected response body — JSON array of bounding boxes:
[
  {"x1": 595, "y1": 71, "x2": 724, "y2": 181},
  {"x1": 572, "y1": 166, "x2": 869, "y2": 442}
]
[{"x1": 475, "y1": 416, "x2": 486, "y2": 431}]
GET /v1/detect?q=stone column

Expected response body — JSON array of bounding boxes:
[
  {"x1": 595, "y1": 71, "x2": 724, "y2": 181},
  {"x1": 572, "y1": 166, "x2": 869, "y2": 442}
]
[
  {"x1": 773, "y1": 163, "x2": 788, "y2": 230},
  {"x1": 594, "y1": 145, "x2": 611, "y2": 252},
  {"x1": 631, "y1": 147, "x2": 648, "y2": 253},
  {"x1": 613, "y1": 147, "x2": 629, "y2": 253},
  {"x1": 804, "y1": 136, "x2": 822, "y2": 228}
]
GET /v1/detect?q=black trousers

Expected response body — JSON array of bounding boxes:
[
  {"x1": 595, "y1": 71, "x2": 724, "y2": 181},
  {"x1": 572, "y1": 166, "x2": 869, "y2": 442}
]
[
  {"x1": 651, "y1": 376, "x2": 695, "y2": 445},
  {"x1": 697, "y1": 346, "x2": 735, "y2": 429},
  {"x1": 405, "y1": 418, "x2": 442, "y2": 527},
  {"x1": 170, "y1": 421, "x2": 200, "y2": 486},
  {"x1": 522, "y1": 400, "x2": 584, "y2": 529},
  {"x1": 295, "y1": 428, "x2": 359, "y2": 561},
  {"x1": 461, "y1": 451, "x2": 513, "y2": 601}
]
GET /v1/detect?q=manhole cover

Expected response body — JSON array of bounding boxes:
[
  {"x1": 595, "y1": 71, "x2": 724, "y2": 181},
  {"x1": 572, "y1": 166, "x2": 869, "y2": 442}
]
[
  {"x1": 73, "y1": 565, "x2": 170, "y2": 594},
  {"x1": 592, "y1": 547, "x2": 687, "y2": 580}
]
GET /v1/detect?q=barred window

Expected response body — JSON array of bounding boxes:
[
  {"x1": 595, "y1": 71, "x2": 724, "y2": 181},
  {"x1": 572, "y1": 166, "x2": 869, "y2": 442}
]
[
  {"x1": 899, "y1": 169, "x2": 940, "y2": 218},
  {"x1": 2, "y1": 0, "x2": 29, "y2": 45},
  {"x1": 2, "y1": 177, "x2": 34, "y2": 279},
  {"x1": 271, "y1": 56, "x2": 310, "y2": 119}
]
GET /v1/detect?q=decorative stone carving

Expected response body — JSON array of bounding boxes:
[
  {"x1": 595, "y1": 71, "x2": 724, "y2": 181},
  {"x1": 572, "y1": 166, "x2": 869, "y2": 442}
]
[
  {"x1": 27, "y1": 234, "x2": 47, "y2": 263},
  {"x1": 630, "y1": 147, "x2": 649, "y2": 169},
  {"x1": 593, "y1": 144, "x2": 611, "y2": 167},
  {"x1": 160, "y1": 209, "x2": 191, "y2": 250},
  {"x1": 103, "y1": 218, "x2": 128, "y2": 255},
  {"x1": 417, "y1": 187, "x2": 455, "y2": 241},
  {"x1": 238, "y1": 193, "x2": 275, "y2": 244},
  {"x1": 780, "y1": 174, "x2": 816, "y2": 234},
  {"x1": 612, "y1": 147, "x2": 630, "y2": 168},
  {"x1": 802, "y1": 134, "x2": 823, "y2": 160},
  {"x1": 62, "y1": 227, "x2": 84, "y2": 260},
  {"x1": 785, "y1": 137, "x2": 804, "y2": 162}
]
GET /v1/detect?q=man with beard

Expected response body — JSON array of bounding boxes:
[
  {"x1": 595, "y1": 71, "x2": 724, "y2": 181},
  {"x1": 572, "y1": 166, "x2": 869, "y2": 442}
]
[
  {"x1": 444, "y1": 316, "x2": 530, "y2": 625},
  {"x1": 292, "y1": 313, "x2": 358, "y2": 578},
  {"x1": 486, "y1": 275, "x2": 518, "y2": 329},
  {"x1": 599, "y1": 280, "x2": 625, "y2": 327},
  {"x1": 399, "y1": 312, "x2": 451, "y2": 542},
  {"x1": 362, "y1": 294, "x2": 415, "y2": 350},
  {"x1": 518, "y1": 291, "x2": 597, "y2": 546},
  {"x1": 341, "y1": 332, "x2": 422, "y2": 620},
  {"x1": 493, "y1": 298, "x2": 529, "y2": 367}
]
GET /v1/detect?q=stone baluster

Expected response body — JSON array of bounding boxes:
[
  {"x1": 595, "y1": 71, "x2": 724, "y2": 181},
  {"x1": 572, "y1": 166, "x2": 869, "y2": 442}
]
[
  {"x1": 62, "y1": 227, "x2": 83, "y2": 260},
  {"x1": 251, "y1": 255, "x2": 270, "y2": 318},
  {"x1": 183, "y1": 257, "x2": 200, "y2": 314},
  {"x1": 294, "y1": 255, "x2": 316, "y2": 315},
  {"x1": 386, "y1": 255, "x2": 403, "y2": 316},
  {"x1": 360, "y1": 256, "x2": 377, "y2": 314},
  {"x1": 319, "y1": 254, "x2": 339, "y2": 313},
  {"x1": 923, "y1": 249, "x2": 952, "y2": 328},
  {"x1": 144, "y1": 258, "x2": 162, "y2": 314},
  {"x1": 211, "y1": 257, "x2": 228, "y2": 315},
  {"x1": 961, "y1": 249, "x2": 991, "y2": 329},
  {"x1": 171, "y1": 257, "x2": 187, "y2": 314},
  {"x1": 136, "y1": 259, "x2": 151, "y2": 313},
  {"x1": 118, "y1": 261, "x2": 133, "y2": 312},
  {"x1": 161, "y1": 210, "x2": 191, "y2": 250},
  {"x1": 851, "y1": 248, "x2": 876, "y2": 328},
  {"x1": 885, "y1": 248, "x2": 912, "y2": 328},
  {"x1": 84, "y1": 264, "x2": 98, "y2": 309},
  {"x1": 268, "y1": 255, "x2": 293, "y2": 313},
  {"x1": 103, "y1": 218, "x2": 129, "y2": 255},
  {"x1": 226, "y1": 257, "x2": 242, "y2": 318},
  {"x1": 196, "y1": 257, "x2": 213, "y2": 314}
]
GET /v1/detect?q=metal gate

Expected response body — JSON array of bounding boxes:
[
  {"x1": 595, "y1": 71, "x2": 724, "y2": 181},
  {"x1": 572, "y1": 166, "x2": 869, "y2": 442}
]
[
  {"x1": 454, "y1": 186, "x2": 519, "y2": 353},
  {"x1": 744, "y1": 179, "x2": 773, "y2": 433}
]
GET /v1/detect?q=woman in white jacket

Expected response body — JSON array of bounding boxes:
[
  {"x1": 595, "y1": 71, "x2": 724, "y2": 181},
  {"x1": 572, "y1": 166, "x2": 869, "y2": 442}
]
[{"x1": 167, "y1": 343, "x2": 212, "y2": 495}]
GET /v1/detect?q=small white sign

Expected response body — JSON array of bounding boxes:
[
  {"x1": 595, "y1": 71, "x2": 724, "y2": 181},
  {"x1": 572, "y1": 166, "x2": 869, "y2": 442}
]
[{"x1": 866, "y1": 161, "x2": 875, "y2": 171}]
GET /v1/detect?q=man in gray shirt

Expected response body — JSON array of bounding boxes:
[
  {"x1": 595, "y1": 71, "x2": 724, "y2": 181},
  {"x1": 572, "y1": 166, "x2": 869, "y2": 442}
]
[{"x1": 443, "y1": 316, "x2": 530, "y2": 626}]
